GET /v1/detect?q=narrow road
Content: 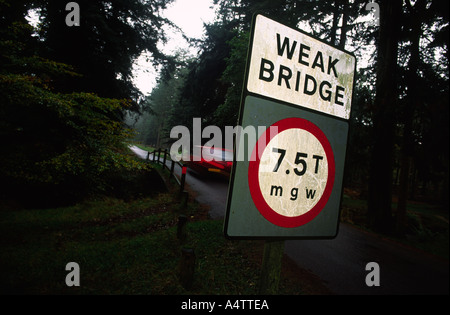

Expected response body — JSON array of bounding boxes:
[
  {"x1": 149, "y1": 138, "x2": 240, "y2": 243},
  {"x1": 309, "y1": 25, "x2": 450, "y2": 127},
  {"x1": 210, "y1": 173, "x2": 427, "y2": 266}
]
[
  {"x1": 129, "y1": 145, "x2": 228, "y2": 219},
  {"x1": 285, "y1": 224, "x2": 448, "y2": 294},
  {"x1": 130, "y1": 145, "x2": 449, "y2": 295}
]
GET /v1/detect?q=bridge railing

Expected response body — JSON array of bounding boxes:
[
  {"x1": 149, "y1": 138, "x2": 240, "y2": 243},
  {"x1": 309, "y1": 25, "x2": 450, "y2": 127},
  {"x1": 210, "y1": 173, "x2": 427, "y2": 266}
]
[{"x1": 146, "y1": 148, "x2": 187, "y2": 195}]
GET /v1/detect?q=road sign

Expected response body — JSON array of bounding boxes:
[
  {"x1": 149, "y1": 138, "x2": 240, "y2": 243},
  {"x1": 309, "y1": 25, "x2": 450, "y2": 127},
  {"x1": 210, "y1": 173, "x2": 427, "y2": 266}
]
[
  {"x1": 248, "y1": 117, "x2": 335, "y2": 228},
  {"x1": 247, "y1": 15, "x2": 355, "y2": 119},
  {"x1": 224, "y1": 14, "x2": 356, "y2": 239}
]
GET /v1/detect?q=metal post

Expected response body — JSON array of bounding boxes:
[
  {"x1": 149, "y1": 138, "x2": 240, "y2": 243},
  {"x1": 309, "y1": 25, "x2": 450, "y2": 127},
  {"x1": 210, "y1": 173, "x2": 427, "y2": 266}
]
[{"x1": 258, "y1": 240, "x2": 285, "y2": 294}]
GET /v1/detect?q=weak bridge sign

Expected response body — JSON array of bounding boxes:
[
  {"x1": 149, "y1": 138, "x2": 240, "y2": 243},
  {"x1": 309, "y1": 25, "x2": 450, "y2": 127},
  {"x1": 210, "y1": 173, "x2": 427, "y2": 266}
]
[{"x1": 224, "y1": 14, "x2": 356, "y2": 239}]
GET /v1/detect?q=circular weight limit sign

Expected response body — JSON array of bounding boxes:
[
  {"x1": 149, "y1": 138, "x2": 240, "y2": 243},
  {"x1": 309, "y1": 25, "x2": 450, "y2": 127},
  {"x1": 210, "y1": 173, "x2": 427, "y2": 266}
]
[{"x1": 248, "y1": 117, "x2": 335, "y2": 228}]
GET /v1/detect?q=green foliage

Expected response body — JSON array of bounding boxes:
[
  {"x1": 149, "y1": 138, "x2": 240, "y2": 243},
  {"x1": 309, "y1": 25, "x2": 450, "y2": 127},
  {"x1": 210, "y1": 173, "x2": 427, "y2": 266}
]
[
  {"x1": 0, "y1": 69, "x2": 145, "y2": 188},
  {"x1": 0, "y1": 18, "x2": 149, "y2": 204},
  {"x1": 177, "y1": 22, "x2": 237, "y2": 127},
  {"x1": 36, "y1": 93, "x2": 139, "y2": 178},
  {"x1": 214, "y1": 31, "x2": 250, "y2": 127},
  {"x1": 38, "y1": 0, "x2": 176, "y2": 101},
  {"x1": 133, "y1": 21, "x2": 238, "y2": 147}
]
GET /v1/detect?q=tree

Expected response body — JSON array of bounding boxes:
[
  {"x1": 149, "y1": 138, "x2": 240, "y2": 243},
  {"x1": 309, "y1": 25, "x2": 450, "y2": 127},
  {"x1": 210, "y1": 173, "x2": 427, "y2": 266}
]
[
  {"x1": 176, "y1": 21, "x2": 237, "y2": 128},
  {"x1": 395, "y1": 0, "x2": 449, "y2": 233},
  {"x1": 213, "y1": 30, "x2": 249, "y2": 128},
  {"x1": 367, "y1": 0, "x2": 403, "y2": 234},
  {"x1": 395, "y1": 0, "x2": 426, "y2": 234},
  {"x1": 38, "y1": 0, "x2": 175, "y2": 102}
]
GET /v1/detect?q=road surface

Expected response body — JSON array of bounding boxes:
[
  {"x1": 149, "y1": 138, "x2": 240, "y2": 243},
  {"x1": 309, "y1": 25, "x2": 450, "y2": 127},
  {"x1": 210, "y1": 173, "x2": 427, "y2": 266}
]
[
  {"x1": 130, "y1": 145, "x2": 449, "y2": 295},
  {"x1": 129, "y1": 146, "x2": 228, "y2": 219}
]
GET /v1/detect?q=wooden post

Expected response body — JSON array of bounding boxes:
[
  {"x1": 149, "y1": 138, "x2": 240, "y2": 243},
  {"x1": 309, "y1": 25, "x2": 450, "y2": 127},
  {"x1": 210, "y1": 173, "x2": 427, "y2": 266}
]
[
  {"x1": 179, "y1": 248, "x2": 195, "y2": 290},
  {"x1": 177, "y1": 214, "x2": 188, "y2": 241},
  {"x1": 180, "y1": 191, "x2": 188, "y2": 208},
  {"x1": 258, "y1": 240, "x2": 285, "y2": 295},
  {"x1": 170, "y1": 160, "x2": 175, "y2": 181},
  {"x1": 180, "y1": 165, "x2": 187, "y2": 194}
]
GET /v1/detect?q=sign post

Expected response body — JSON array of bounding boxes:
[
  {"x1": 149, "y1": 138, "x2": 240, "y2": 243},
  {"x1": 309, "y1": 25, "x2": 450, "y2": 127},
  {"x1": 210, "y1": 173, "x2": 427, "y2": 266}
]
[
  {"x1": 258, "y1": 240, "x2": 285, "y2": 294},
  {"x1": 223, "y1": 14, "x2": 355, "y2": 294},
  {"x1": 224, "y1": 14, "x2": 356, "y2": 239}
]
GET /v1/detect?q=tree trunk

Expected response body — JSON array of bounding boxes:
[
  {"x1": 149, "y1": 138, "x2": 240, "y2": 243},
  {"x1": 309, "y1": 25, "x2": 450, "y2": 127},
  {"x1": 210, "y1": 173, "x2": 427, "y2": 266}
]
[
  {"x1": 367, "y1": 0, "x2": 402, "y2": 234},
  {"x1": 396, "y1": 0, "x2": 425, "y2": 235},
  {"x1": 338, "y1": 0, "x2": 348, "y2": 50},
  {"x1": 330, "y1": 1, "x2": 340, "y2": 46}
]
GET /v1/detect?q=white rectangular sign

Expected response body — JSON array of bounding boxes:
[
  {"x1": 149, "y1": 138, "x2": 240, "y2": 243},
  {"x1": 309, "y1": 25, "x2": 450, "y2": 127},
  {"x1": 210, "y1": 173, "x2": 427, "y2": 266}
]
[{"x1": 247, "y1": 15, "x2": 356, "y2": 120}]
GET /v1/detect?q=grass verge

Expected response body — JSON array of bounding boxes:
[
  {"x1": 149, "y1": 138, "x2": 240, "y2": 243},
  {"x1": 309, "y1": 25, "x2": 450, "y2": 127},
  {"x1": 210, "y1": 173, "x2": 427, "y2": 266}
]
[{"x1": 0, "y1": 191, "x2": 330, "y2": 295}]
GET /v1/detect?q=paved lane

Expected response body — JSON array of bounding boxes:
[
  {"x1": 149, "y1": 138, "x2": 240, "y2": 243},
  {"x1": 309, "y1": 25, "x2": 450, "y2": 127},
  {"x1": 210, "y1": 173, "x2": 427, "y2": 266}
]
[{"x1": 129, "y1": 145, "x2": 228, "y2": 219}]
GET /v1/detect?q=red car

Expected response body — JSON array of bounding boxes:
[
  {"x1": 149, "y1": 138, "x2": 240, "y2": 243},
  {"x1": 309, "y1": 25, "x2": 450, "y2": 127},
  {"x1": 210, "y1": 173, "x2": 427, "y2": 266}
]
[{"x1": 183, "y1": 146, "x2": 233, "y2": 177}]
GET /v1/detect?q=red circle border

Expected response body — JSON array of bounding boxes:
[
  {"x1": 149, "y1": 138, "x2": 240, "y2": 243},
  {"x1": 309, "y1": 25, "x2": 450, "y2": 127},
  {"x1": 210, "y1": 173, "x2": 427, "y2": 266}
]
[{"x1": 248, "y1": 117, "x2": 335, "y2": 228}]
